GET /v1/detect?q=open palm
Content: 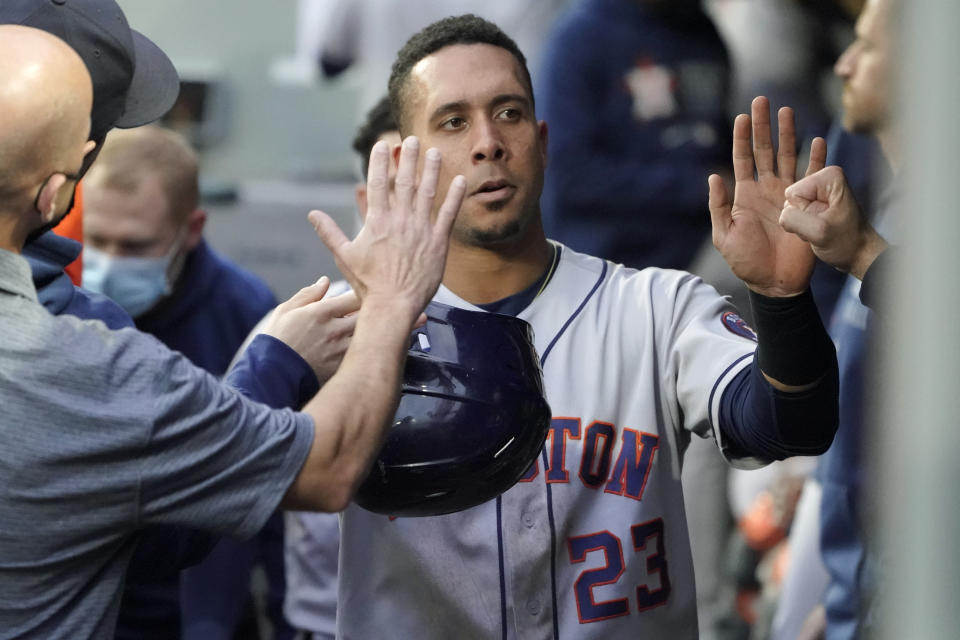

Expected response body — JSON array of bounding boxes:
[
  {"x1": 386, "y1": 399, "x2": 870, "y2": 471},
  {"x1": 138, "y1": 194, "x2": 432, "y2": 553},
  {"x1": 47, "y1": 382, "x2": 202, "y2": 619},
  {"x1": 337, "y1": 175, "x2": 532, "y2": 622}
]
[
  {"x1": 309, "y1": 137, "x2": 465, "y2": 321},
  {"x1": 708, "y1": 97, "x2": 827, "y2": 297}
]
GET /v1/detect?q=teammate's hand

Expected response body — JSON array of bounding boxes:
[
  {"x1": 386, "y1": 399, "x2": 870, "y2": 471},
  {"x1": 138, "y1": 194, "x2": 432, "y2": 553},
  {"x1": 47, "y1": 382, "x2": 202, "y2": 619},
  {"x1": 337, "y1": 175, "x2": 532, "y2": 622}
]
[
  {"x1": 308, "y1": 136, "x2": 465, "y2": 326},
  {"x1": 779, "y1": 165, "x2": 888, "y2": 280},
  {"x1": 708, "y1": 96, "x2": 827, "y2": 297},
  {"x1": 262, "y1": 276, "x2": 360, "y2": 383}
]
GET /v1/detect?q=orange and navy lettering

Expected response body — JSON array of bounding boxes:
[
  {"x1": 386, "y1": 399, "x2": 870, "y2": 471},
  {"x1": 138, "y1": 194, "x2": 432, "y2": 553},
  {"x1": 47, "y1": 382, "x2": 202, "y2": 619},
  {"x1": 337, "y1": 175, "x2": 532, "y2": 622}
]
[
  {"x1": 580, "y1": 421, "x2": 616, "y2": 488},
  {"x1": 605, "y1": 429, "x2": 660, "y2": 501},
  {"x1": 520, "y1": 418, "x2": 660, "y2": 502},
  {"x1": 547, "y1": 417, "x2": 581, "y2": 482}
]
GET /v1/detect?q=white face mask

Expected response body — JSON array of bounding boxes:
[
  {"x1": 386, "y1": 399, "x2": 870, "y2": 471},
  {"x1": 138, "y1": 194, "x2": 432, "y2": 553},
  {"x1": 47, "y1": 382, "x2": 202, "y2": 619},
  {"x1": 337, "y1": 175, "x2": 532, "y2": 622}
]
[{"x1": 82, "y1": 237, "x2": 186, "y2": 318}]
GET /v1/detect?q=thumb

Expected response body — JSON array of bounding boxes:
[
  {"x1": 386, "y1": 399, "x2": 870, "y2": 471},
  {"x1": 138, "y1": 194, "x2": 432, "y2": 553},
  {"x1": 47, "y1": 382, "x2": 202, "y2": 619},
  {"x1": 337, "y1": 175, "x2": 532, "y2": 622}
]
[
  {"x1": 784, "y1": 190, "x2": 813, "y2": 210},
  {"x1": 306, "y1": 275, "x2": 332, "y2": 301},
  {"x1": 286, "y1": 276, "x2": 332, "y2": 307},
  {"x1": 707, "y1": 174, "x2": 731, "y2": 245},
  {"x1": 778, "y1": 203, "x2": 819, "y2": 243},
  {"x1": 309, "y1": 210, "x2": 350, "y2": 256}
]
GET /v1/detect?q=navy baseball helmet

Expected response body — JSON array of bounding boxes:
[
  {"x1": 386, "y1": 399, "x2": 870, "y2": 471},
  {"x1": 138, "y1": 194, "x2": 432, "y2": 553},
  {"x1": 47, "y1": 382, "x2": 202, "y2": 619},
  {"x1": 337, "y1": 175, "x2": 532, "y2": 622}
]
[{"x1": 354, "y1": 301, "x2": 551, "y2": 517}]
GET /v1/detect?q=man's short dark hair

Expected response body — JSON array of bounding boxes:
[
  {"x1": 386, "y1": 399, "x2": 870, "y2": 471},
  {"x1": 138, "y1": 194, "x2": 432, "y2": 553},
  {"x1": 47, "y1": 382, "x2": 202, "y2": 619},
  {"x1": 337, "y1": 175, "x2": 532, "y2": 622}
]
[
  {"x1": 352, "y1": 96, "x2": 398, "y2": 181},
  {"x1": 387, "y1": 14, "x2": 533, "y2": 134}
]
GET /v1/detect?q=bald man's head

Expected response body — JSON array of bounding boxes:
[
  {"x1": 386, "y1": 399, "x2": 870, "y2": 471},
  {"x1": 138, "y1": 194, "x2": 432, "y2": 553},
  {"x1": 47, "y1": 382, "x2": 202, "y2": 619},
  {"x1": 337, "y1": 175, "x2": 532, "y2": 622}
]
[{"x1": 0, "y1": 25, "x2": 94, "y2": 243}]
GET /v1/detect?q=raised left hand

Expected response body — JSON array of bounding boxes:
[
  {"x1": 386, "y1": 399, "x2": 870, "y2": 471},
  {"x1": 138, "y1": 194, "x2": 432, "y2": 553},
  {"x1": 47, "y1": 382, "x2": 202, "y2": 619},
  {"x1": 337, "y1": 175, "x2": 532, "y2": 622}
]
[{"x1": 708, "y1": 96, "x2": 827, "y2": 297}]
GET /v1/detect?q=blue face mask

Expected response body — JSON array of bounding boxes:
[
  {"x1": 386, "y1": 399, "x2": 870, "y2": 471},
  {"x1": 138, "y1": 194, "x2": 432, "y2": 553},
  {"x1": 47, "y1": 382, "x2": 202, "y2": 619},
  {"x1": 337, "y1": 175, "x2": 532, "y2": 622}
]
[{"x1": 82, "y1": 243, "x2": 182, "y2": 318}]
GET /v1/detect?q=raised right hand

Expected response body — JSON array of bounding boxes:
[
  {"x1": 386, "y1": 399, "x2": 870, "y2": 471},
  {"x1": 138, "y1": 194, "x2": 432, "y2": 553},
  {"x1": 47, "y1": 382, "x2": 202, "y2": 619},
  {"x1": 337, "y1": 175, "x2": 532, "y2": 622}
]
[
  {"x1": 308, "y1": 136, "x2": 465, "y2": 327},
  {"x1": 708, "y1": 96, "x2": 827, "y2": 297}
]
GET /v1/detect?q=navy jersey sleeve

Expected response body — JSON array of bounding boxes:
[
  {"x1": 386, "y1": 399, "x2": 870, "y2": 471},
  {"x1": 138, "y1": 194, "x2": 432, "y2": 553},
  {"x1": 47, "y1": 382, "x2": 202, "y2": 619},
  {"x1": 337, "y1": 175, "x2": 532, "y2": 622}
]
[
  {"x1": 226, "y1": 334, "x2": 320, "y2": 410},
  {"x1": 718, "y1": 360, "x2": 838, "y2": 461}
]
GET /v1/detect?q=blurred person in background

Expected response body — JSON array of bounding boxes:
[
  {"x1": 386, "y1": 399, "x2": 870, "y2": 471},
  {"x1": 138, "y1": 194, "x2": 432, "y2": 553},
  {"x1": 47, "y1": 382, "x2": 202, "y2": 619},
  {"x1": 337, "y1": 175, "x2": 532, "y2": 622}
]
[
  {"x1": 771, "y1": 0, "x2": 901, "y2": 637},
  {"x1": 769, "y1": 124, "x2": 888, "y2": 640},
  {"x1": 82, "y1": 126, "x2": 291, "y2": 640},
  {"x1": 538, "y1": 0, "x2": 731, "y2": 272},
  {"x1": 83, "y1": 126, "x2": 276, "y2": 366}
]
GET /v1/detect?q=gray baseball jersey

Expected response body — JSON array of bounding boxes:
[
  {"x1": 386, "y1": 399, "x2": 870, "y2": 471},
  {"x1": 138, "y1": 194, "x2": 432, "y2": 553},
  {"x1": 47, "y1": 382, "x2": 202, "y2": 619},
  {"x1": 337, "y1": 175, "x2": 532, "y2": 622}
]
[{"x1": 335, "y1": 244, "x2": 760, "y2": 639}]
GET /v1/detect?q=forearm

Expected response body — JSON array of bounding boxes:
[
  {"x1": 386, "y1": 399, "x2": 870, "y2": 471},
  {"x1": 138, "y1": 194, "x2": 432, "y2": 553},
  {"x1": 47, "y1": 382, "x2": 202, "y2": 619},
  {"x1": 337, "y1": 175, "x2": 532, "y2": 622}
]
[
  {"x1": 719, "y1": 361, "x2": 838, "y2": 461},
  {"x1": 749, "y1": 288, "x2": 837, "y2": 391},
  {"x1": 717, "y1": 289, "x2": 840, "y2": 460},
  {"x1": 282, "y1": 295, "x2": 418, "y2": 511}
]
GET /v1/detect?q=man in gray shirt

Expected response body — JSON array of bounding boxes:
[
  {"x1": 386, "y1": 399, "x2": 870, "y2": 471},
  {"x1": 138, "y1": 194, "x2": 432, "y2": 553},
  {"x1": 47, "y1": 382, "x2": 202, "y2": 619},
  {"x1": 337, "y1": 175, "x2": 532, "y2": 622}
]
[{"x1": 0, "y1": 24, "x2": 465, "y2": 639}]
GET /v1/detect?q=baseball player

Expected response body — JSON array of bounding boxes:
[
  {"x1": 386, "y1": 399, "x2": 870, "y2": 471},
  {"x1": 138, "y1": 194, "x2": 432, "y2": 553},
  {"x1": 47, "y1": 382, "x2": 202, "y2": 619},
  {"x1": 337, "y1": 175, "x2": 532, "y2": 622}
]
[{"x1": 309, "y1": 15, "x2": 840, "y2": 640}]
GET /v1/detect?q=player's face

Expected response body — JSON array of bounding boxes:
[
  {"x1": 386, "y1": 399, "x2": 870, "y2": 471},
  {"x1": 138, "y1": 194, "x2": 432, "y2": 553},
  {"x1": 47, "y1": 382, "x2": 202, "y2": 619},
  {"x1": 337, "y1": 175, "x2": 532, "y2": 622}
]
[
  {"x1": 834, "y1": 0, "x2": 893, "y2": 135},
  {"x1": 403, "y1": 44, "x2": 547, "y2": 250}
]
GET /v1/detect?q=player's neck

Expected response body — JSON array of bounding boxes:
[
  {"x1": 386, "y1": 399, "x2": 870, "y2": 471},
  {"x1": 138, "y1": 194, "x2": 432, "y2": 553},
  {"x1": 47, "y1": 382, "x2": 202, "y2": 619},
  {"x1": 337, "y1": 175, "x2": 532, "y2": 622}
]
[{"x1": 442, "y1": 229, "x2": 553, "y2": 306}]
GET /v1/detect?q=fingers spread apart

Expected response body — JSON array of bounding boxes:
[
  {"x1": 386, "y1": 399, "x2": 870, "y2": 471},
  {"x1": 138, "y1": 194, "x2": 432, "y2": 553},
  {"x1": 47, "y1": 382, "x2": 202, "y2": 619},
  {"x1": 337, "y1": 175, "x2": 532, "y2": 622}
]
[
  {"x1": 365, "y1": 140, "x2": 393, "y2": 215},
  {"x1": 392, "y1": 136, "x2": 420, "y2": 212},
  {"x1": 732, "y1": 97, "x2": 804, "y2": 182},
  {"x1": 776, "y1": 106, "x2": 797, "y2": 181},
  {"x1": 751, "y1": 96, "x2": 775, "y2": 177},
  {"x1": 707, "y1": 173, "x2": 732, "y2": 245}
]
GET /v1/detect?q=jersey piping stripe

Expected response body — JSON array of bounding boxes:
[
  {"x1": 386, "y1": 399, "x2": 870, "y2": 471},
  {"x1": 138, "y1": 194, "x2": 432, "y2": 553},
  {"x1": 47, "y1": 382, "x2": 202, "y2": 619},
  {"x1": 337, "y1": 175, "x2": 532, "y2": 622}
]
[
  {"x1": 707, "y1": 352, "x2": 753, "y2": 436},
  {"x1": 496, "y1": 495, "x2": 508, "y2": 639},
  {"x1": 539, "y1": 260, "x2": 608, "y2": 640},
  {"x1": 543, "y1": 454, "x2": 560, "y2": 639},
  {"x1": 539, "y1": 261, "x2": 609, "y2": 365}
]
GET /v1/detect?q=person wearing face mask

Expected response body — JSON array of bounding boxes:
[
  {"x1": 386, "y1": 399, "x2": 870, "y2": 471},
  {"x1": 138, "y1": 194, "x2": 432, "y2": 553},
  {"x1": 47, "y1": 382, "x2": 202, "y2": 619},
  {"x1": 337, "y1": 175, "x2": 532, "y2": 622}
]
[
  {"x1": 2, "y1": 0, "x2": 180, "y2": 332},
  {"x1": 82, "y1": 223, "x2": 189, "y2": 320},
  {"x1": 81, "y1": 125, "x2": 292, "y2": 639},
  {"x1": 83, "y1": 126, "x2": 276, "y2": 374}
]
